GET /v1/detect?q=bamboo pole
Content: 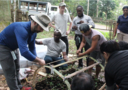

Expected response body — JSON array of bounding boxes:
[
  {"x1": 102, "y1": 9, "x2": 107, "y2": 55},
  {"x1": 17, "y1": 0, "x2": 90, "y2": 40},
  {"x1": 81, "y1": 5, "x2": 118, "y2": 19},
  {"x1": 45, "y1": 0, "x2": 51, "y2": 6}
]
[
  {"x1": 53, "y1": 69, "x2": 71, "y2": 90},
  {"x1": 87, "y1": 56, "x2": 104, "y2": 70},
  {"x1": 53, "y1": 56, "x2": 87, "y2": 68},
  {"x1": 99, "y1": 83, "x2": 106, "y2": 90},
  {"x1": 64, "y1": 62, "x2": 100, "y2": 80}
]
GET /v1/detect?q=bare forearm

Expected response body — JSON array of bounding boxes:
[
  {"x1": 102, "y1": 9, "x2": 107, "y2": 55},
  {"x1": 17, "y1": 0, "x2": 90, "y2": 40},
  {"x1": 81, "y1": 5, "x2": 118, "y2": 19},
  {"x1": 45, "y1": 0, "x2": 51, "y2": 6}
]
[
  {"x1": 114, "y1": 26, "x2": 118, "y2": 33},
  {"x1": 82, "y1": 47, "x2": 94, "y2": 56},
  {"x1": 33, "y1": 57, "x2": 45, "y2": 65},
  {"x1": 35, "y1": 40, "x2": 43, "y2": 45},
  {"x1": 114, "y1": 23, "x2": 119, "y2": 34},
  {"x1": 63, "y1": 56, "x2": 68, "y2": 61},
  {"x1": 33, "y1": 57, "x2": 44, "y2": 62},
  {"x1": 79, "y1": 42, "x2": 85, "y2": 51},
  {"x1": 64, "y1": 57, "x2": 68, "y2": 62},
  {"x1": 49, "y1": 23, "x2": 55, "y2": 29}
]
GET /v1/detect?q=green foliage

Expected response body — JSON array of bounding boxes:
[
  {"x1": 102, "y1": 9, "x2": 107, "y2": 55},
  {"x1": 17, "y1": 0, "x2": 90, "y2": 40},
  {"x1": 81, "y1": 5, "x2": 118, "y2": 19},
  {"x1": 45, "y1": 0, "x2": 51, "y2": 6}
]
[
  {"x1": 0, "y1": 0, "x2": 11, "y2": 21},
  {"x1": 98, "y1": 30, "x2": 110, "y2": 40},
  {"x1": 98, "y1": 0, "x2": 116, "y2": 19}
]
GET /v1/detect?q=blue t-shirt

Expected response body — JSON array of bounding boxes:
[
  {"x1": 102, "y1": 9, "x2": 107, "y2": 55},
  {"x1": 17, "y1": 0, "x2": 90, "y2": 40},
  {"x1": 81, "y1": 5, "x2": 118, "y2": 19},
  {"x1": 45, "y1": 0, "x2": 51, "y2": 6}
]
[
  {"x1": 117, "y1": 15, "x2": 128, "y2": 34},
  {"x1": 0, "y1": 21, "x2": 37, "y2": 61}
]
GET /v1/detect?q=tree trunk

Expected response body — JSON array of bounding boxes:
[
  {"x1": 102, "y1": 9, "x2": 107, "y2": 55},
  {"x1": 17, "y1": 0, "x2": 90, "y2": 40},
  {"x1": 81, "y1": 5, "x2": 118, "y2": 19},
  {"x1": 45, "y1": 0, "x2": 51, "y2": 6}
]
[
  {"x1": 87, "y1": 0, "x2": 89, "y2": 15},
  {"x1": 13, "y1": 0, "x2": 16, "y2": 22},
  {"x1": 96, "y1": 0, "x2": 99, "y2": 17}
]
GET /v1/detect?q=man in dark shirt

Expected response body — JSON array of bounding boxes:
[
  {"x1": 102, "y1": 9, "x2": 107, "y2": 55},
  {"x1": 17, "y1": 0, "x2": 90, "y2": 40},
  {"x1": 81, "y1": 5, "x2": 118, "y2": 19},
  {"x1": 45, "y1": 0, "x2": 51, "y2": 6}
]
[
  {"x1": 100, "y1": 40, "x2": 128, "y2": 90},
  {"x1": 114, "y1": 6, "x2": 128, "y2": 42}
]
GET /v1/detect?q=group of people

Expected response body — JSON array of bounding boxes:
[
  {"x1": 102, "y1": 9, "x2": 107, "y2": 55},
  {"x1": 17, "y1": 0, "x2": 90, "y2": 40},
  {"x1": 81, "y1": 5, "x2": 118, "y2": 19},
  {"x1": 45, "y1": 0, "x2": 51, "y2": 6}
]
[{"x1": 0, "y1": 1, "x2": 128, "y2": 90}]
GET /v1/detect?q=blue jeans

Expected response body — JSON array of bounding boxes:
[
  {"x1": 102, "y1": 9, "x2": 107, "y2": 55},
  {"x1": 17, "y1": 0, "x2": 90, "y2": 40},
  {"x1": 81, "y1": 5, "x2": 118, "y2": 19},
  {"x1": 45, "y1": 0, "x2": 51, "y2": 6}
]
[{"x1": 44, "y1": 55, "x2": 68, "y2": 69}]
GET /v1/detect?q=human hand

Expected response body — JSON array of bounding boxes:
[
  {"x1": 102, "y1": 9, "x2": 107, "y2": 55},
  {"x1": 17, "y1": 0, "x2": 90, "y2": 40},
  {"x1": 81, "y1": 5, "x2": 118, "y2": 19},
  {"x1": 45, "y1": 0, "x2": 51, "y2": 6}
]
[
  {"x1": 38, "y1": 59, "x2": 45, "y2": 66},
  {"x1": 80, "y1": 20, "x2": 84, "y2": 24},
  {"x1": 76, "y1": 49, "x2": 81, "y2": 55},
  {"x1": 77, "y1": 53, "x2": 83, "y2": 57},
  {"x1": 72, "y1": 26, "x2": 78, "y2": 30},
  {"x1": 113, "y1": 32, "x2": 116, "y2": 37},
  {"x1": 66, "y1": 30, "x2": 70, "y2": 35},
  {"x1": 35, "y1": 40, "x2": 42, "y2": 44}
]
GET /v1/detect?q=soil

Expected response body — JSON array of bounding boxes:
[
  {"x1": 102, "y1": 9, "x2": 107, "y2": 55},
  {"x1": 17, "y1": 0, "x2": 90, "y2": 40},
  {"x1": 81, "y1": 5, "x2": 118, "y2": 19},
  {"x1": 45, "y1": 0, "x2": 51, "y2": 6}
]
[
  {"x1": 93, "y1": 76, "x2": 104, "y2": 90},
  {"x1": 34, "y1": 68, "x2": 105, "y2": 90},
  {"x1": 35, "y1": 76, "x2": 67, "y2": 90}
]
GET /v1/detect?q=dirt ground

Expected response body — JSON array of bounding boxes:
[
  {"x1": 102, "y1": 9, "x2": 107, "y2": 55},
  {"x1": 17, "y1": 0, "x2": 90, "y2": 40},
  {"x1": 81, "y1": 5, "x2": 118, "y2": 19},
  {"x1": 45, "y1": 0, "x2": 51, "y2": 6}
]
[{"x1": 0, "y1": 57, "x2": 105, "y2": 90}]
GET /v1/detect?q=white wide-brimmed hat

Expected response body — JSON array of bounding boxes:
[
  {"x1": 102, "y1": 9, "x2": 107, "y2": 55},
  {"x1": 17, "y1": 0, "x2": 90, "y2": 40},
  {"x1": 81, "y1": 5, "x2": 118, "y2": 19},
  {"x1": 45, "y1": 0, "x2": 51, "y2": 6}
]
[
  {"x1": 59, "y1": 2, "x2": 66, "y2": 7},
  {"x1": 30, "y1": 14, "x2": 51, "y2": 31}
]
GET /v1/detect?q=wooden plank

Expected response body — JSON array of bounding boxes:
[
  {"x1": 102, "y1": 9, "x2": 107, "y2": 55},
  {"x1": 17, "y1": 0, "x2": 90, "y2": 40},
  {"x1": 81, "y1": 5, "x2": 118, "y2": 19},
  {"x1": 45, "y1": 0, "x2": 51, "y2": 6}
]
[
  {"x1": 99, "y1": 83, "x2": 106, "y2": 90},
  {"x1": 38, "y1": 71, "x2": 47, "y2": 77},
  {"x1": 64, "y1": 62, "x2": 99, "y2": 79}
]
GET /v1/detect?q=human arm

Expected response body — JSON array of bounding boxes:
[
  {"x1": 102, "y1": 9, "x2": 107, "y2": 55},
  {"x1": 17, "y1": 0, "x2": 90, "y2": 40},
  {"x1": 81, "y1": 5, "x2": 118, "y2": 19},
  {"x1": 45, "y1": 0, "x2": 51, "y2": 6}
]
[
  {"x1": 105, "y1": 68, "x2": 115, "y2": 90},
  {"x1": 49, "y1": 22, "x2": 56, "y2": 29},
  {"x1": 76, "y1": 36, "x2": 86, "y2": 55},
  {"x1": 77, "y1": 35, "x2": 99, "y2": 57},
  {"x1": 72, "y1": 18, "x2": 78, "y2": 31},
  {"x1": 28, "y1": 36, "x2": 37, "y2": 56},
  {"x1": 66, "y1": 15, "x2": 73, "y2": 35},
  {"x1": 36, "y1": 38, "x2": 50, "y2": 45},
  {"x1": 35, "y1": 40, "x2": 43, "y2": 45},
  {"x1": 114, "y1": 16, "x2": 120, "y2": 37},
  {"x1": 49, "y1": 15, "x2": 56, "y2": 29},
  {"x1": 106, "y1": 85, "x2": 115, "y2": 90},
  {"x1": 113, "y1": 23, "x2": 119, "y2": 37},
  {"x1": 62, "y1": 42, "x2": 68, "y2": 61},
  {"x1": 14, "y1": 26, "x2": 45, "y2": 65},
  {"x1": 33, "y1": 57, "x2": 45, "y2": 65},
  {"x1": 62, "y1": 52, "x2": 68, "y2": 61},
  {"x1": 66, "y1": 22, "x2": 72, "y2": 35}
]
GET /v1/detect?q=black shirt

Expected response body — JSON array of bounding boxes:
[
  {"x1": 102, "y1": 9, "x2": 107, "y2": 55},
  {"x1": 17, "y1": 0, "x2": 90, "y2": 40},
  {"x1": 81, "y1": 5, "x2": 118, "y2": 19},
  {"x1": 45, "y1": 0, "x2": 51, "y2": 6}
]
[{"x1": 105, "y1": 50, "x2": 128, "y2": 89}]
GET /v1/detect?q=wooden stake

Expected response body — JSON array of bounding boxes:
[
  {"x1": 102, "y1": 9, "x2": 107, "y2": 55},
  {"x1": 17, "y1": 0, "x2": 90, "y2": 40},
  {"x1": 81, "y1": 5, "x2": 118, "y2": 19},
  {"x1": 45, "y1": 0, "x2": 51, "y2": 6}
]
[
  {"x1": 53, "y1": 56, "x2": 87, "y2": 68},
  {"x1": 64, "y1": 62, "x2": 100, "y2": 79},
  {"x1": 99, "y1": 83, "x2": 106, "y2": 90},
  {"x1": 38, "y1": 71, "x2": 47, "y2": 77}
]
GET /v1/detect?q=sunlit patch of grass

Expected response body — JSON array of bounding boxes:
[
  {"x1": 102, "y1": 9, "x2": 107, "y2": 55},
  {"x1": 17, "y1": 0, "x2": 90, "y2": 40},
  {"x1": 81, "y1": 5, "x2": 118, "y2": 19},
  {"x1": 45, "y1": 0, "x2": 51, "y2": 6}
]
[
  {"x1": 0, "y1": 21, "x2": 10, "y2": 32},
  {"x1": 36, "y1": 28, "x2": 54, "y2": 39}
]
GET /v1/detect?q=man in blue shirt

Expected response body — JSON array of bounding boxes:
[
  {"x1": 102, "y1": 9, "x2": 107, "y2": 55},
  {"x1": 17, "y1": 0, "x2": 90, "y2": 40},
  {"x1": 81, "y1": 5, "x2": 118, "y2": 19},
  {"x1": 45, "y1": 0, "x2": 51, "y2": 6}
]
[
  {"x1": 114, "y1": 6, "x2": 128, "y2": 42},
  {"x1": 0, "y1": 14, "x2": 50, "y2": 90}
]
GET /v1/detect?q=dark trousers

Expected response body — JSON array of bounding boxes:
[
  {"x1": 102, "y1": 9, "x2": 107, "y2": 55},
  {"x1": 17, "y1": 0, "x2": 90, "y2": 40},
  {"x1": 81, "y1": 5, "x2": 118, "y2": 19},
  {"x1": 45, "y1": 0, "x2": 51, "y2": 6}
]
[
  {"x1": 0, "y1": 45, "x2": 22, "y2": 90},
  {"x1": 44, "y1": 55, "x2": 68, "y2": 68},
  {"x1": 75, "y1": 34, "x2": 83, "y2": 66},
  {"x1": 61, "y1": 36, "x2": 69, "y2": 55}
]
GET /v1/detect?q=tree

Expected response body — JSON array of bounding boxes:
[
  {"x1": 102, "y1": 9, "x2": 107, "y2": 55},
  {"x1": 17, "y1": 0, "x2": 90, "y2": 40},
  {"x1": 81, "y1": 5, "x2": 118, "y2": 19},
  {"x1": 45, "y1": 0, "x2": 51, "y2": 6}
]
[
  {"x1": 87, "y1": 0, "x2": 89, "y2": 15},
  {"x1": 96, "y1": 0, "x2": 99, "y2": 17},
  {"x1": 98, "y1": 0, "x2": 116, "y2": 19}
]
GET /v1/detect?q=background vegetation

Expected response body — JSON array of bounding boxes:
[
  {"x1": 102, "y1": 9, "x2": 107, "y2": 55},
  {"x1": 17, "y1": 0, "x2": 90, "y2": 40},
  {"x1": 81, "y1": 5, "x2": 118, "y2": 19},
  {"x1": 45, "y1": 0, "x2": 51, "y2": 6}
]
[{"x1": 1, "y1": 0, "x2": 128, "y2": 22}]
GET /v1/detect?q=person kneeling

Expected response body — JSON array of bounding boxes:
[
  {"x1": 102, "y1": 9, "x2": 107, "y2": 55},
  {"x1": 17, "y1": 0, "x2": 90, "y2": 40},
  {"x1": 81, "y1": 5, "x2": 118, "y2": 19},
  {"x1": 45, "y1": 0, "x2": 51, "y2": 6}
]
[
  {"x1": 36, "y1": 29, "x2": 68, "y2": 71},
  {"x1": 71, "y1": 72, "x2": 94, "y2": 90}
]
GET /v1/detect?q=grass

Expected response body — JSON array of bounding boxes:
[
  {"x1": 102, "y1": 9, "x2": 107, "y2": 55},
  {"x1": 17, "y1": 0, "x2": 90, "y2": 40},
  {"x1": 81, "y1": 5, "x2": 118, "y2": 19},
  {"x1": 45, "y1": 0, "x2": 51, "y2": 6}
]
[
  {"x1": 36, "y1": 28, "x2": 54, "y2": 39},
  {"x1": 98, "y1": 30, "x2": 110, "y2": 40},
  {"x1": 0, "y1": 22, "x2": 11, "y2": 32}
]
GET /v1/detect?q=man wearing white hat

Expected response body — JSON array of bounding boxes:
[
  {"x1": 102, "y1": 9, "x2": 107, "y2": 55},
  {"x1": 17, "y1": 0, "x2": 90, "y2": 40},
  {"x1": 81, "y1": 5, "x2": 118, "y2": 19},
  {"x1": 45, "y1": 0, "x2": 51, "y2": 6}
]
[
  {"x1": 50, "y1": 2, "x2": 72, "y2": 55},
  {"x1": 0, "y1": 14, "x2": 50, "y2": 90}
]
